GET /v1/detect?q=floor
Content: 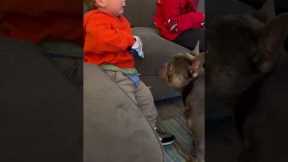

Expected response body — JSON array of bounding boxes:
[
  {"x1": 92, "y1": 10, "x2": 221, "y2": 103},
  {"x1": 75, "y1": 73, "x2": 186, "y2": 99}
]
[
  {"x1": 156, "y1": 97, "x2": 242, "y2": 162},
  {"x1": 156, "y1": 97, "x2": 193, "y2": 162}
]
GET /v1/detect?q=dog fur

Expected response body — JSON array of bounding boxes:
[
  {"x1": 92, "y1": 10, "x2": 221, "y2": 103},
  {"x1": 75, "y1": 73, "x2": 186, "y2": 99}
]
[{"x1": 160, "y1": 43, "x2": 205, "y2": 162}]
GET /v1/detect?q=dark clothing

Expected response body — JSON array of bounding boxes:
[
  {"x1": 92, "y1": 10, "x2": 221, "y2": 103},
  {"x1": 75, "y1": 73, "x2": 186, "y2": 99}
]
[{"x1": 173, "y1": 28, "x2": 206, "y2": 51}]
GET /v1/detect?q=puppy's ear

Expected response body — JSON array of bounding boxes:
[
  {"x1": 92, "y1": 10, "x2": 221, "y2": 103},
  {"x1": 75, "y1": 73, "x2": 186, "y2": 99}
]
[
  {"x1": 256, "y1": 14, "x2": 288, "y2": 73},
  {"x1": 192, "y1": 41, "x2": 200, "y2": 56},
  {"x1": 191, "y1": 40, "x2": 200, "y2": 56}
]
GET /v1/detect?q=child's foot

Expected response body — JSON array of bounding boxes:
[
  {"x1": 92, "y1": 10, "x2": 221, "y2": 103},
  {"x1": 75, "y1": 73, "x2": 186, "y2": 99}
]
[{"x1": 155, "y1": 127, "x2": 176, "y2": 146}]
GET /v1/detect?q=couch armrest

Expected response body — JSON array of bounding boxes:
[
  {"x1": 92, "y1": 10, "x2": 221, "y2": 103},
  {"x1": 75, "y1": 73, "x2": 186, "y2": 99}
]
[{"x1": 84, "y1": 63, "x2": 163, "y2": 162}]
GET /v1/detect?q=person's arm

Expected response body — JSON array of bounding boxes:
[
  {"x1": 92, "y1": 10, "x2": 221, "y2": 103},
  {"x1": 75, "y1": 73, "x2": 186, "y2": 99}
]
[
  {"x1": 84, "y1": 16, "x2": 134, "y2": 54},
  {"x1": 161, "y1": 0, "x2": 205, "y2": 32}
]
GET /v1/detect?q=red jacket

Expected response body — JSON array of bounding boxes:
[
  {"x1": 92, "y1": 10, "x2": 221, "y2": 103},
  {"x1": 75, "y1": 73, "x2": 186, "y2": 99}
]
[
  {"x1": 84, "y1": 10, "x2": 135, "y2": 68},
  {"x1": 153, "y1": 0, "x2": 205, "y2": 40}
]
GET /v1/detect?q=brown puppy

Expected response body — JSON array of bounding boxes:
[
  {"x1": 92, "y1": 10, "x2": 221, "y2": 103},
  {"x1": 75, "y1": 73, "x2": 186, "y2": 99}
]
[{"x1": 160, "y1": 43, "x2": 205, "y2": 162}]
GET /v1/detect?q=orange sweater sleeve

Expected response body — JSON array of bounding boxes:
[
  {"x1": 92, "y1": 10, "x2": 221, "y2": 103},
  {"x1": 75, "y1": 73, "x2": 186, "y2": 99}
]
[{"x1": 84, "y1": 14, "x2": 135, "y2": 54}]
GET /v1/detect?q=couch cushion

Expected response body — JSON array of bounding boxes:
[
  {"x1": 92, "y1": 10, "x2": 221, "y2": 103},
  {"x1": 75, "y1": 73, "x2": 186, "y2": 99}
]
[
  {"x1": 84, "y1": 64, "x2": 163, "y2": 162},
  {"x1": 124, "y1": 0, "x2": 156, "y2": 27}
]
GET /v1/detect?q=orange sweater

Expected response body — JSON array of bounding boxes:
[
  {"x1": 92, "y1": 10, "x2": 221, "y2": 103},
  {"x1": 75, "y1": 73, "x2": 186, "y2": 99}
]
[{"x1": 84, "y1": 10, "x2": 135, "y2": 68}]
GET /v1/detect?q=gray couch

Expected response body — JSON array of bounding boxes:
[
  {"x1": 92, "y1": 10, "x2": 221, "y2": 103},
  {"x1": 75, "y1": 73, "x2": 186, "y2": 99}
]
[
  {"x1": 84, "y1": 64, "x2": 163, "y2": 162},
  {"x1": 83, "y1": 1, "x2": 205, "y2": 162}
]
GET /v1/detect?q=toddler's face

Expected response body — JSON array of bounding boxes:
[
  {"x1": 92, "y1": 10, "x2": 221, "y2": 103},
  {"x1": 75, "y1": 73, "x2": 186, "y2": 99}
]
[{"x1": 96, "y1": 0, "x2": 126, "y2": 16}]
